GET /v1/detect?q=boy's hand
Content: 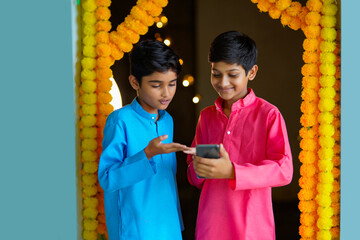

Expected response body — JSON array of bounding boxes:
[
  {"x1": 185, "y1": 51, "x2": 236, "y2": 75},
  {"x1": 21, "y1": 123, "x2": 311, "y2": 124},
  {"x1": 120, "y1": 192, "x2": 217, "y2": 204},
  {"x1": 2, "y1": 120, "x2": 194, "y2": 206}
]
[
  {"x1": 145, "y1": 135, "x2": 189, "y2": 159},
  {"x1": 193, "y1": 144, "x2": 235, "y2": 179}
]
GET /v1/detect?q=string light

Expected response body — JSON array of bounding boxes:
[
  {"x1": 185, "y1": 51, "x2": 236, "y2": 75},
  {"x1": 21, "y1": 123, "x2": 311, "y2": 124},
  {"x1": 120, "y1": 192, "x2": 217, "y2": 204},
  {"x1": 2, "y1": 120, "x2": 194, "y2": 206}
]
[
  {"x1": 192, "y1": 94, "x2": 201, "y2": 104},
  {"x1": 156, "y1": 22, "x2": 163, "y2": 28},
  {"x1": 164, "y1": 38, "x2": 171, "y2": 46},
  {"x1": 179, "y1": 59, "x2": 183, "y2": 65}
]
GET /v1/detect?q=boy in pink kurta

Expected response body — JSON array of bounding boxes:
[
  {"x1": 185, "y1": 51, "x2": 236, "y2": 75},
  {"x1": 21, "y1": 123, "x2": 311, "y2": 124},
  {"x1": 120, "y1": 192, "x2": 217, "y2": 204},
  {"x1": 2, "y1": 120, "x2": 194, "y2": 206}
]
[{"x1": 186, "y1": 31, "x2": 293, "y2": 240}]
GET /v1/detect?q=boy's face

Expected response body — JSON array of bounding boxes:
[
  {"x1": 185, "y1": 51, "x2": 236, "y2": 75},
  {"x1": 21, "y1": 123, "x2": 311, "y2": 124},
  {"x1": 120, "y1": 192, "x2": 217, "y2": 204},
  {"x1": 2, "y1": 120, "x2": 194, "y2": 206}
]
[
  {"x1": 210, "y1": 61, "x2": 257, "y2": 105},
  {"x1": 129, "y1": 70, "x2": 177, "y2": 114}
]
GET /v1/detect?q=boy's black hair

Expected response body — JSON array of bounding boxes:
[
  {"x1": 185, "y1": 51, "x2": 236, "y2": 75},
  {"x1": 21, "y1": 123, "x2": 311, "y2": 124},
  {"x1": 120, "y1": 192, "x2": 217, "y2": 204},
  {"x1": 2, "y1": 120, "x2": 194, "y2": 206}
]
[
  {"x1": 208, "y1": 31, "x2": 258, "y2": 74},
  {"x1": 129, "y1": 40, "x2": 182, "y2": 84}
]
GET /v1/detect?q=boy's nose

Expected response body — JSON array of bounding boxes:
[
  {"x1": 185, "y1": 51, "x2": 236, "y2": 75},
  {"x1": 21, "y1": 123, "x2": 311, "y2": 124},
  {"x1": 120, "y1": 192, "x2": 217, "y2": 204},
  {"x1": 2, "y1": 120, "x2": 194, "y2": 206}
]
[
  {"x1": 161, "y1": 87, "x2": 170, "y2": 97},
  {"x1": 219, "y1": 76, "x2": 230, "y2": 86}
]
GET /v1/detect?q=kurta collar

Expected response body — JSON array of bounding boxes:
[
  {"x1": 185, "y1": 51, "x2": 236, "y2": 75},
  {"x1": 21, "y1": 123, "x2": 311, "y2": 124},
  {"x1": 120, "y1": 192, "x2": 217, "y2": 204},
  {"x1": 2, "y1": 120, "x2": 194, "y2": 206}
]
[
  {"x1": 131, "y1": 97, "x2": 165, "y2": 122},
  {"x1": 215, "y1": 88, "x2": 256, "y2": 113}
]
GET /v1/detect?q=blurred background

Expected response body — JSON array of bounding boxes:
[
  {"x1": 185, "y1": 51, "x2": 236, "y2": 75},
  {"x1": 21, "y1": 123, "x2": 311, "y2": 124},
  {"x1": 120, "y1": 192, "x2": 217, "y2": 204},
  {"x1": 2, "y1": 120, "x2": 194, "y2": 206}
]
[{"x1": 109, "y1": 0, "x2": 306, "y2": 239}]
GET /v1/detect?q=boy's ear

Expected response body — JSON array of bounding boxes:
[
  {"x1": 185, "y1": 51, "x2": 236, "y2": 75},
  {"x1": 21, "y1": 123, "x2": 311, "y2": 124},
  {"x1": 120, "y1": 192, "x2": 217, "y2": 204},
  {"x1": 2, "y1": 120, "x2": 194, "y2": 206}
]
[
  {"x1": 129, "y1": 75, "x2": 140, "y2": 90},
  {"x1": 247, "y1": 65, "x2": 258, "y2": 81}
]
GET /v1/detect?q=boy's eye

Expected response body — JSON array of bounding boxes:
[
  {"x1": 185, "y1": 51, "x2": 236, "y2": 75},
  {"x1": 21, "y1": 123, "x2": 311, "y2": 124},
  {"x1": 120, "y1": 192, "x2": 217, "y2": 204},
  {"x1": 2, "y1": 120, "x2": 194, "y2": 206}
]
[
  {"x1": 212, "y1": 73, "x2": 221, "y2": 78},
  {"x1": 151, "y1": 85, "x2": 160, "y2": 88},
  {"x1": 169, "y1": 83, "x2": 176, "y2": 87},
  {"x1": 229, "y1": 74, "x2": 239, "y2": 78}
]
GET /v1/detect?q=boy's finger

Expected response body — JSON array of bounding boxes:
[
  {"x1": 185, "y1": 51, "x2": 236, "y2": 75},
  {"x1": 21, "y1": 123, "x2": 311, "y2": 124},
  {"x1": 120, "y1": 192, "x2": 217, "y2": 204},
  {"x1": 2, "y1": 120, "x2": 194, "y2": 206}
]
[
  {"x1": 156, "y1": 135, "x2": 168, "y2": 142},
  {"x1": 219, "y1": 143, "x2": 229, "y2": 158},
  {"x1": 183, "y1": 147, "x2": 196, "y2": 155}
]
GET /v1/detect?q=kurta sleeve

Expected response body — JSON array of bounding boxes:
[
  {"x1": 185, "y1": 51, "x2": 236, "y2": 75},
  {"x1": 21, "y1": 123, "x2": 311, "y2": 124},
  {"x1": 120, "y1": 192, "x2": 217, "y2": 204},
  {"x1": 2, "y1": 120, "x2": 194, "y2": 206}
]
[
  {"x1": 98, "y1": 120, "x2": 156, "y2": 192},
  {"x1": 229, "y1": 110, "x2": 293, "y2": 190},
  {"x1": 187, "y1": 115, "x2": 205, "y2": 189}
]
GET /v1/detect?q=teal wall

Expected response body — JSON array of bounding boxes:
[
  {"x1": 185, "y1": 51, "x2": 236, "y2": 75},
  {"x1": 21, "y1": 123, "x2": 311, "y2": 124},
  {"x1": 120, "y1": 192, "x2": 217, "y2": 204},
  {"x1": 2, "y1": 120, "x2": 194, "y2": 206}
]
[
  {"x1": 0, "y1": 0, "x2": 358, "y2": 239},
  {"x1": 340, "y1": 1, "x2": 360, "y2": 238},
  {"x1": 0, "y1": 0, "x2": 78, "y2": 239}
]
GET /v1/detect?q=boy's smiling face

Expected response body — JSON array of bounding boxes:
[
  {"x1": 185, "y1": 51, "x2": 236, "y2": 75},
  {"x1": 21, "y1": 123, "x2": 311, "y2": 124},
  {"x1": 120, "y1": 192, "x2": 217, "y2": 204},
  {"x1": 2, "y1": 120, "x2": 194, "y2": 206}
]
[
  {"x1": 129, "y1": 70, "x2": 177, "y2": 114},
  {"x1": 210, "y1": 61, "x2": 257, "y2": 106}
]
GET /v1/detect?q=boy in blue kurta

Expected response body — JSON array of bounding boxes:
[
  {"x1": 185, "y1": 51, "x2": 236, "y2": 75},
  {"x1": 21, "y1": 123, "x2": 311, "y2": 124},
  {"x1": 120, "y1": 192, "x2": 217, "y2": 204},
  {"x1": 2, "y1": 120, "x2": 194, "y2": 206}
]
[{"x1": 98, "y1": 40, "x2": 188, "y2": 240}]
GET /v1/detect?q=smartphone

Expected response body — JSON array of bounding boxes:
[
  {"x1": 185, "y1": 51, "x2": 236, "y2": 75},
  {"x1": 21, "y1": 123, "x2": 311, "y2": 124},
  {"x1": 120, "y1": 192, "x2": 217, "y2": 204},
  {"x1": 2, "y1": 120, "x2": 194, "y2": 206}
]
[
  {"x1": 196, "y1": 144, "x2": 220, "y2": 159},
  {"x1": 196, "y1": 144, "x2": 220, "y2": 179}
]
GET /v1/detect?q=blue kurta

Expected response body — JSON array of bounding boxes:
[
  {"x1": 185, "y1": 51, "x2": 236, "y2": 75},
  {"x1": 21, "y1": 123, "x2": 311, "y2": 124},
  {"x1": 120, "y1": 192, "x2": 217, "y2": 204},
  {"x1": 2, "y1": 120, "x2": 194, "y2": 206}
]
[{"x1": 98, "y1": 98, "x2": 183, "y2": 240}]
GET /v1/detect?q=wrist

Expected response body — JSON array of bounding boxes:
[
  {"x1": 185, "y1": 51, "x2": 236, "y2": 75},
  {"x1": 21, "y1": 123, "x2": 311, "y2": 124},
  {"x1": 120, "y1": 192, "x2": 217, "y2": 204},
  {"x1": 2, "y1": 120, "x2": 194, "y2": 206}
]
[{"x1": 144, "y1": 146, "x2": 153, "y2": 160}]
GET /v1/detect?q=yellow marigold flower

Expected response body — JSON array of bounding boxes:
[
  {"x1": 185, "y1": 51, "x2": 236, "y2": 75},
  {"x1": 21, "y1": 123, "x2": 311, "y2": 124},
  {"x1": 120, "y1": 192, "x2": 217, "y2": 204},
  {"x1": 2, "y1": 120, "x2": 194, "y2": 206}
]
[
  {"x1": 83, "y1": 207, "x2": 98, "y2": 218},
  {"x1": 299, "y1": 200, "x2": 316, "y2": 213},
  {"x1": 117, "y1": 23, "x2": 140, "y2": 44},
  {"x1": 96, "y1": 0, "x2": 111, "y2": 7},
  {"x1": 300, "y1": 114, "x2": 316, "y2": 127},
  {"x1": 81, "y1": 80, "x2": 97, "y2": 93},
  {"x1": 299, "y1": 225, "x2": 315, "y2": 238},
  {"x1": 81, "y1": 115, "x2": 97, "y2": 127},
  {"x1": 82, "y1": 139, "x2": 98, "y2": 151},
  {"x1": 300, "y1": 212, "x2": 316, "y2": 226},
  {"x1": 305, "y1": 11, "x2": 321, "y2": 25},
  {"x1": 318, "y1": 147, "x2": 334, "y2": 161},
  {"x1": 98, "y1": 92, "x2": 113, "y2": 104},
  {"x1": 299, "y1": 150, "x2": 317, "y2": 164},
  {"x1": 322, "y1": 3, "x2": 338, "y2": 16},
  {"x1": 83, "y1": 12, "x2": 97, "y2": 25},
  {"x1": 298, "y1": 188, "x2": 316, "y2": 201},
  {"x1": 316, "y1": 195, "x2": 332, "y2": 208},
  {"x1": 318, "y1": 112, "x2": 334, "y2": 124},
  {"x1": 317, "y1": 183, "x2": 333, "y2": 195},
  {"x1": 82, "y1": 127, "x2": 97, "y2": 139},
  {"x1": 131, "y1": 5, "x2": 154, "y2": 26},
  {"x1": 83, "y1": 35, "x2": 97, "y2": 46},
  {"x1": 109, "y1": 43, "x2": 124, "y2": 60},
  {"x1": 256, "y1": 0, "x2": 272, "y2": 12},
  {"x1": 82, "y1": 104, "x2": 97, "y2": 115},
  {"x1": 300, "y1": 101, "x2": 316, "y2": 114},
  {"x1": 82, "y1": 93, "x2": 97, "y2": 105},
  {"x1": 84, "y1": 161, "x2": 98, "y2": 173},
  {"x1": 299, "y1": 176, "x2": 316, "y2": 190},
  {"x1": 306, "y1": 0, "x2": 322, "y2": 12},
  {"x1": 286, "y1": 1, "x2": 301, "y2": 16},
  {"x1": 268, "y1": 6, "x2": 281, "y2": 19},
  {"x1": 319, "y1": 87, "x2": 336, "y2": 99},
  {"x1": 300, "y1": 163, "x2": 316, "y2": 177},
  {"x1": 318, "y1": 171, "x2": 334, "y2": 184},
  {"x1": 317, "y1": 204, "x2": 334, "y2": 218},
  {"x1": 96, "y1": 20, "x2": 112, "y2": 32},
  {"x1": 81, "y1": 69, "x2": 97, "y2": 81},
  {"x1": 95, "y1": 31, "x2": 109, "y2": 44},
  {"x1": 83, "y1": 185, "x2": 98, "y2": 197},
  {"x1": 84, "y1": 219, "x2": 98, "y2": 231},
  {"x1": 96, "y1": 68, "x2": 112, "y2": 80},
  {"x1": 82, "y1": 230, "x2": 97, "y2": 240},
  {"x1": 98, "y1": 79, "x2": 113, "y2": 92},
  {"x1": 276, "y1": 0, "x2": 291, "y2": 11},
  {"x1": 83, "y1": 45, "x2": 96, "y2": 58},
  {"x1": 83, "y1": 24, "x2": 96, "y2": 35},
  {"x1": 317, "y1": 217, "x2": 333, "y2": 230},
  {"x1": 318, "y1": 159, "x2": 333, "y2": 172},
  {"x1": 81, "y1": 57, "x2": 97, "y2": 70},
  {"x1": 82, "y1": 0, "x2": 97, "y2": 11},
  {"x1": 319, "y1": 52, "x2": 336, "y2": 64},
  {"x1": 320, "y1": 15, "x2": 336, "y2": 28},
  {"x1": 319, "y1": 136, "x2": 335, "y2": 148},
  {"x1": 84, "y1": 196, "x2": 99, "y2": 208},
  {"x1": 320, "y1": 40, "x2": 336, "y2": 52},
  {"x1": 318, "y1": 98, "x2": 335, "y2": 112},
  {"x1": 321, "y1": 27, "x2": 337, "y2": 41},
  {"x1": 153, "y1": 0, "x2": 168, "y2": 8},
  {"x1": 96, "y1": 43, "x2": 112, "y2": 57},
  {"x1": 82, "y1": 174, "x2": 98, "y2": 187},
  {"x1": 302, "y1": 51, "x2": 319, "y2": 64},
  {"x1": 302, "y1": 76, "x2": 319, "y2": 89},
  {"x1": 319, "y1": 123, "x2": 335, "y2": 137},
  {"x1": 319, "y1": 75, "x2": 335, "y2": 87},
  {"x1": 82, "y1": 150, "x2": 98, "y2": 162},
  {"x1": 303, "y1": 38, "x2": 319, "y2": 51},
  {"x1": 99, "y1": 103, "x2": 114, "y2": 115}
]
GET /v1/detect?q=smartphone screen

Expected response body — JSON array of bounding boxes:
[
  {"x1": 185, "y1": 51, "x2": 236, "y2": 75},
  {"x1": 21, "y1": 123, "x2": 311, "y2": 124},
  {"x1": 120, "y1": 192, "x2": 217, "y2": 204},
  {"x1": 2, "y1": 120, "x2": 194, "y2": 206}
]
[{"x1": 196, "y1": 144, "x2": 220, "y2": 158}]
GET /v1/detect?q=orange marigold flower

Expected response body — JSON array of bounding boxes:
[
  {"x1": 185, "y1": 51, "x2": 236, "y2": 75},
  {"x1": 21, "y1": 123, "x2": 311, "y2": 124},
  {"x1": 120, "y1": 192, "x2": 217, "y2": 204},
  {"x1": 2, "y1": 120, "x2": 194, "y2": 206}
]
[
  {"x1": 305, "y1": 11, "x2": 321, "y2": 26},
  {"x1": 96, "y1": 20, "x2": 112, "y2": 32},
  {"x1": 299, "y1": 200, "x2": 316, "y2": 213},
  {"x1": 117, "y1": 23, "x2": 140, "y2": 44},
  {"x1": 96, "y1": 68, "x2": 112, "y2": 81},
  {"x1": 332, "y1": 155, "x2": 340, "y2": 167},
  {"x1": 299, "y1": 176, "x2": 316, "y2": 190},
  {"x1": 303, "y1": 38, "x2": 319, "y2": 52},
  {"x1": 300, "y1": 114, "x2": 317, "y2": 128},
  {"x1": 299, "y1": 127, "x2": 317, "y2": 139},
  {"x1": 109, "y1": 43, "x2": 124, "y2": 60},
  {"x1": 306, "y1": 0, "x2": 323, "y2": 12},
  {"x1": 137, "y1": 0, "x2": 163, "y2": 16},
  {"x1": 97, "y1": 56, "x2": 114, "y2": 69},
  {"x1": 257, "y1": 0, "x2": 272, "y2": 12},
  {"x1": 95, "y1": 6, "x2": 111, "y2": 20},
  {"x1": 288, "y1": 17, "x2": 302, "y2": 30},
  {"x1": 330, "y1": 227, "x2": 340, "y2": 238},
  {"x1": 130, "y1": 5, "x2": 154, "y2": 26},
  {"x1": 331, "y1": 202, "x2": 340, "y2": 215},
  {"x1": 153, "y1": 0, "x2": 168, "y2": 8},
  {"x1": 98, "y1": 79, "x2": 113, "y2": 92},
  {"x1": 298, "y1": 188, "x2": 316, "y2": 201},
  {"x1": 299, "y1": 150, "x2": 317, "y2": 164},
  {"x1": 286, "y1": 1, "x2": 301, "y2": 16},
  {"x1": 280, "y1": 12, "x2": 292, "y2": 26},
  {"x1": 331, "y1": 191, "x2": 340, "y2": 204},
  {"x1": 97, "y1": 223, "x2": 107, "y2": 234},
  {"x1": 300, "y1": 213, "x2": 316, "y2": 226},
  {"x1": 98, "y1": 92, "x2": 113, "y2": 104},
  {"x1": 302, "y1": 76, "x2": 319, "y2": 89},
  {"x1": 302, "y1": 25, "x2": 321, "y2": 39},
  {"x1": 124, "y1": 15, "x2": 148, "y2": 35},
  {"x1": 300, "y1": 101, "x2": 317, "y2": 114},
  {"x1": 268, "y1": 6, "x2": 282, "y2": 19},
  {"x1": 299, "y1": 225, "x2": 315, "y2": 238},
  {"x1": 95, "y1": 31, "x2": 109, "y2": 44},
  {"x1": 99, "y1": 103, "x2": 114, "y2": 115},
  {"x1": 301, "y1": 87, "x2": 318, "y2": 101},
  {"x1": 276, "y1": 0, "x2": 291, "y2": 11},
  {"x1": 300, "y1": 163, "x2": 317, "y2": 177},
  {"x1": 96, "y1": 43, "x2": 112, "y2": 57}
]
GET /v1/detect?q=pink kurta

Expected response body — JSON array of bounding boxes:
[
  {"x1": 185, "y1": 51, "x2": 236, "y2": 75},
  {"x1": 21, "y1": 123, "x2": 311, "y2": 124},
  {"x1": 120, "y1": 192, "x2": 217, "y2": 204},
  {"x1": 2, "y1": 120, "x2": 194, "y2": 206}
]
[{"x1": 187, "y1": 89, "x2": 293, "y2": 240}]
